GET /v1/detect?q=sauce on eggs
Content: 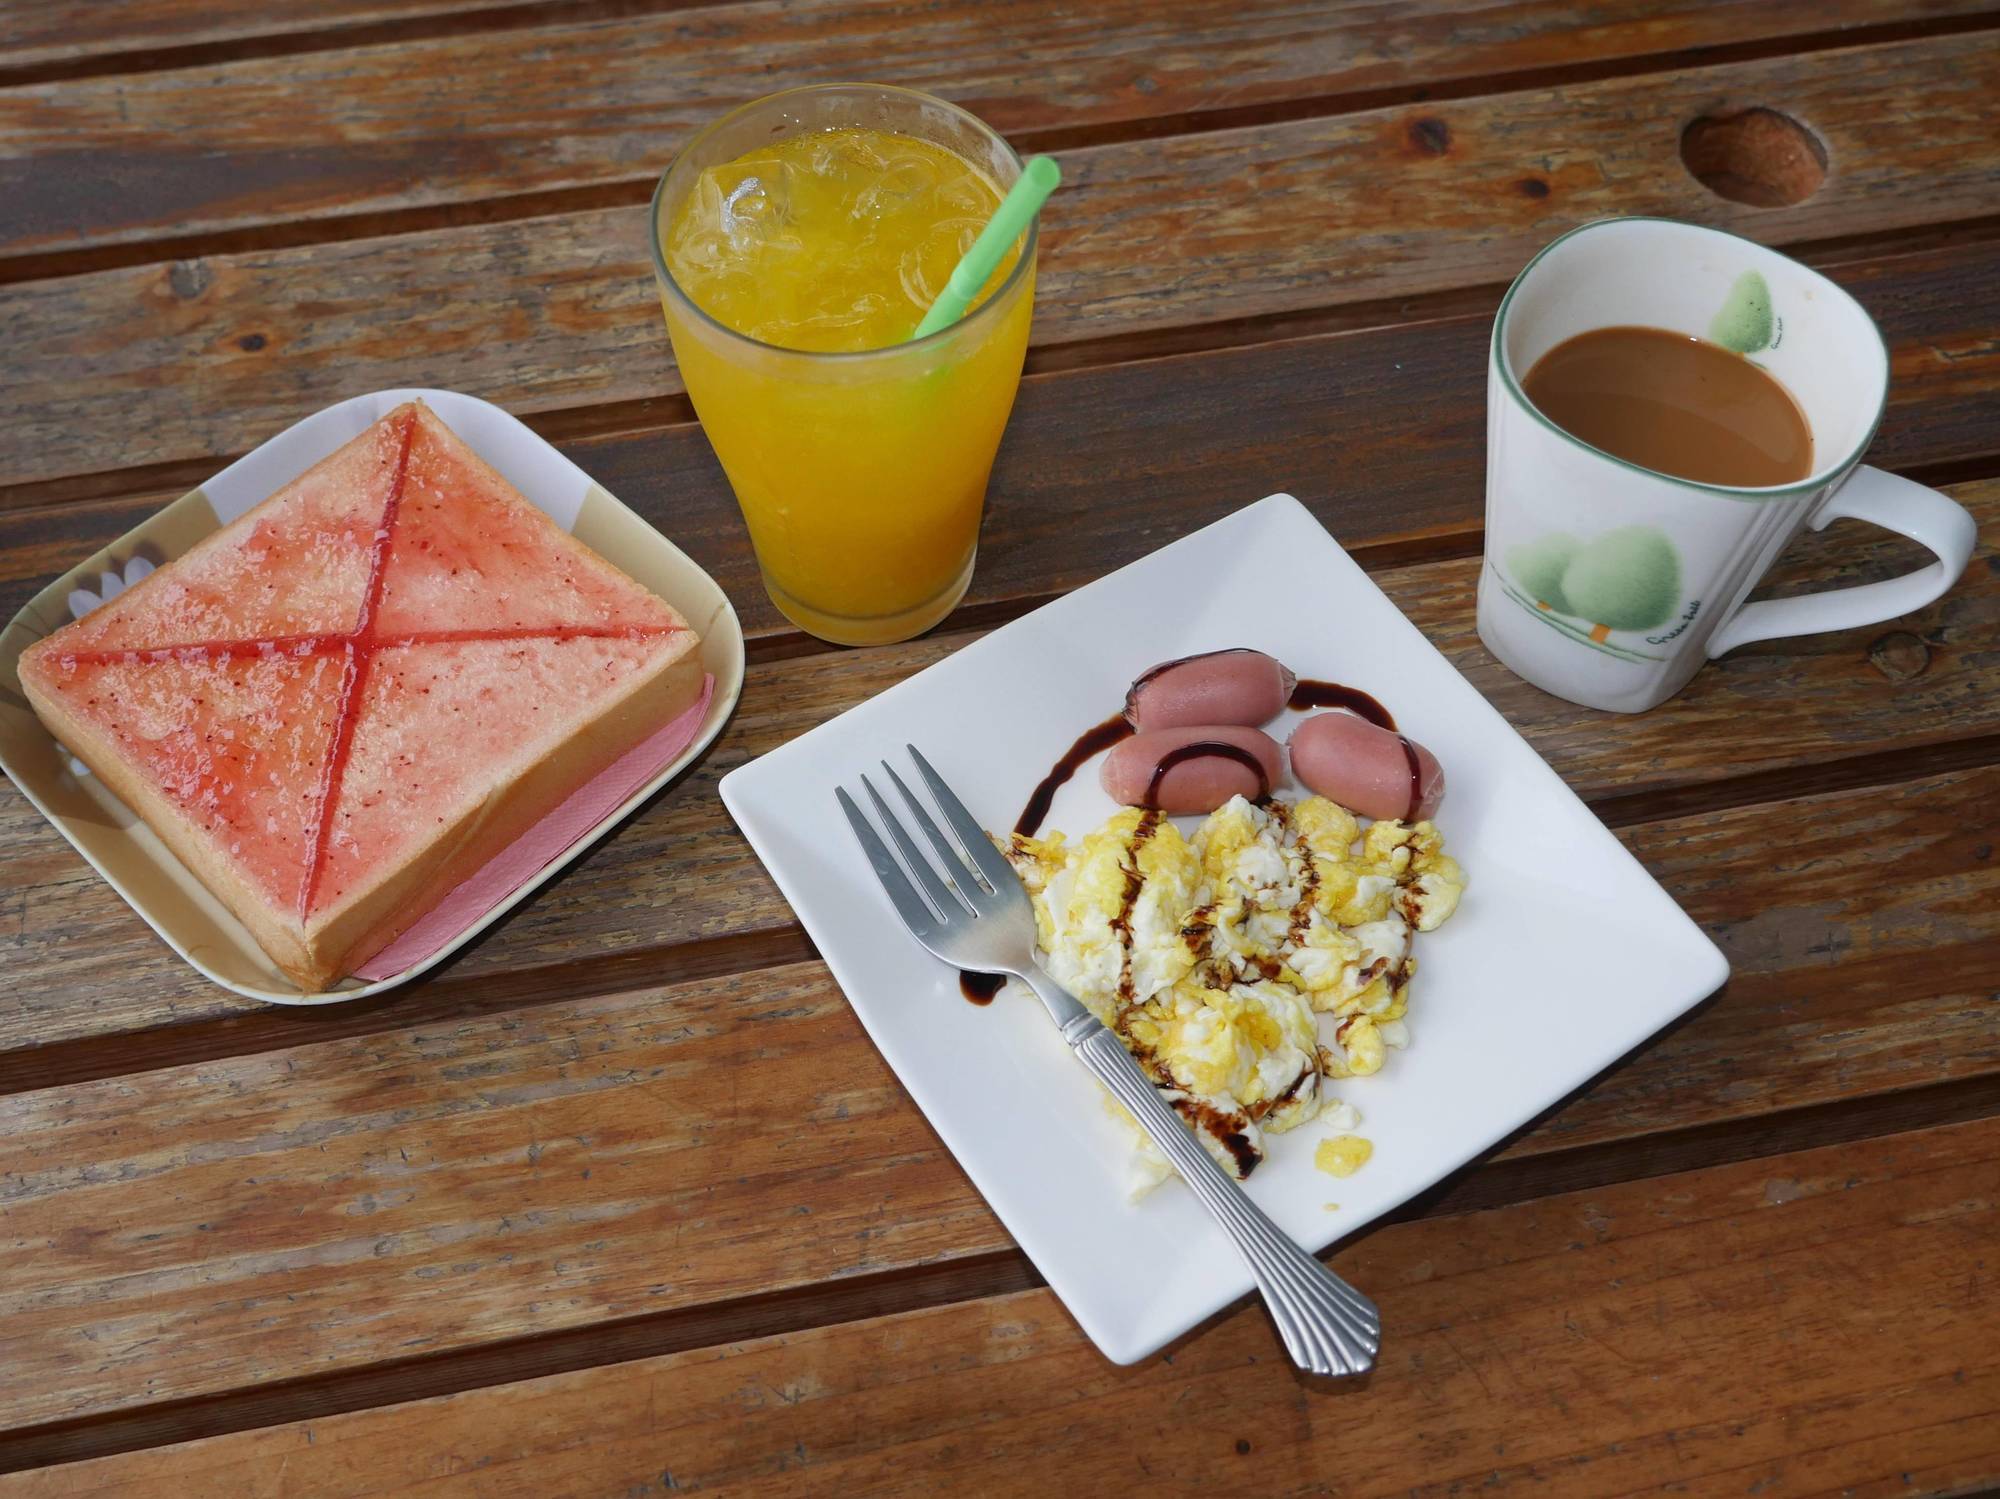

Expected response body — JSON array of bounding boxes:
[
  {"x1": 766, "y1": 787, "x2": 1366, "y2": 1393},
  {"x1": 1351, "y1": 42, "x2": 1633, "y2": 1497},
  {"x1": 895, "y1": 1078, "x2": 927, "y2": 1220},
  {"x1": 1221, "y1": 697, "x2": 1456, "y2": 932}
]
[{"x1": 971, "y1": 679, "x2": 1412, "y2": 1002}]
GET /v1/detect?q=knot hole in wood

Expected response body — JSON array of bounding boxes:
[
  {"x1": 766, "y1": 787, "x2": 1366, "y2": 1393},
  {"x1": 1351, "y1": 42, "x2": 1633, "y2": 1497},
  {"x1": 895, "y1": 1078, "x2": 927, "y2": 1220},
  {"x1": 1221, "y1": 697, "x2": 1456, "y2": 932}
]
[{"x1": 1679, "y1": 107, "x2": 1826, "y2": 207}]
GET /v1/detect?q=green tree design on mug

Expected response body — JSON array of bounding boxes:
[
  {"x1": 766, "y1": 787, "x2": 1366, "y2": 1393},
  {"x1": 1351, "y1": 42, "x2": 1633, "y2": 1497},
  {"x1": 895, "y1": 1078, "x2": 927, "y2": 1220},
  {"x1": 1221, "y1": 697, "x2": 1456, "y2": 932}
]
[{"x1": 1508, "y1": 525, "x2": 1682, "y2": 642}]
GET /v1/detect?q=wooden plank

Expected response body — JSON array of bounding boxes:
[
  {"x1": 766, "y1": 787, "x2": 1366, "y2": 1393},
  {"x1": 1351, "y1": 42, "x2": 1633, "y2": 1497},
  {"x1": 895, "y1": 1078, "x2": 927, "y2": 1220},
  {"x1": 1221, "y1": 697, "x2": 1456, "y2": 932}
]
[
  {"x1": 0, "y1": 961, "x2": 987, "y2": 1434},
  {"x1": 31, "y1": 1119, "x2": 2000, "y2": 1499},
  {"x1": 4, "y1": 34, "x2": 1999, "y2": 494},
  {"x1": 7, "y1": 234, "x2": 1992, "y2": 667},
  {"x1": 2, "y1": 225, "x2": 1995, "y2": 646},
  {"x1": 4, "y1": 475, "x2": 1994, "y2": 1060},
  {"x1": 1499, "y1": 766, "x2": 2000, "y2": 1158},
  {"x1": 13, "y1": 232, "x2": 1991, "y2": 635},
  {"x1": 0, "y1": 2, "x2": 511, "y2": 74},
  {"x1": 4, "y1": 1114, "x2": 1995, "y2": 1491},
  {"x1": 6, "y1": 0, "x2": 1996, "y2": 259},
  {"x1": 0, "y1": 760, "x2": 1994, "y2": 1436}
]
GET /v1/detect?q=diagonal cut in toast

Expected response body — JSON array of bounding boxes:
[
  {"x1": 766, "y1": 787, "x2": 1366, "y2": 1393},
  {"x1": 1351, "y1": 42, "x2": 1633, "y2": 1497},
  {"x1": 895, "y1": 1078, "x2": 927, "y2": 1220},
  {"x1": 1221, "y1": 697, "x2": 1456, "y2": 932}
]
[{"x1": 20, "y1": 400, "x2": 703, "y2": 991}]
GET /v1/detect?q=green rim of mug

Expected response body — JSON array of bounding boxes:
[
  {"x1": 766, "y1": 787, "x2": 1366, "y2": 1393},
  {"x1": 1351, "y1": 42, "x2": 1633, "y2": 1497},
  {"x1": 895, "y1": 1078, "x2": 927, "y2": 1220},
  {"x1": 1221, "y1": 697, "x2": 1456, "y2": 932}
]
[{"x1": 1491, "y1": 216, "x2": 1891, "y2": 502}]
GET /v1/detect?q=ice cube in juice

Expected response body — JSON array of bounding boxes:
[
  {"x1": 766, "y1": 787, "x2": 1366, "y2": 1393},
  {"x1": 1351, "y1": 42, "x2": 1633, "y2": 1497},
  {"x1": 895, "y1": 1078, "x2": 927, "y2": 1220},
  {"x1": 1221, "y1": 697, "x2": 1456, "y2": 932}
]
[
  {"x1": 658, "y1": 120, "x2": 1035, "y2": 645},
  {"x1": 666, "y1": 128, "x2": 1012, "y2": 351}
]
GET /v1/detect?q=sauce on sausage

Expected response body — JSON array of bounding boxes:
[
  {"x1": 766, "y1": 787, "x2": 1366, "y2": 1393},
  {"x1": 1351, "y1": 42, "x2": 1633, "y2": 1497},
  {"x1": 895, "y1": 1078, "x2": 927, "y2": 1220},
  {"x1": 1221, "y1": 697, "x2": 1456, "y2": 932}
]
[
  {"x1": 1396, "y1": 732, "x2": 1423, "y2": 823},
  {"x1": 1142, "y1": 740, "x2": 1271, "y2": 807},
  {"x1": 1287, "y1": 678, "x2": 1395, "y2": 728},
  {"x1": 1291, "y1": 681, "x2": 1429, "y2": 821},
  {"x1": 1026, "y1": 680, "x2": 1392, "y2": 833},
  {"x1": 1125, "y1": 647, "x2": 1259, "y2": 696}
]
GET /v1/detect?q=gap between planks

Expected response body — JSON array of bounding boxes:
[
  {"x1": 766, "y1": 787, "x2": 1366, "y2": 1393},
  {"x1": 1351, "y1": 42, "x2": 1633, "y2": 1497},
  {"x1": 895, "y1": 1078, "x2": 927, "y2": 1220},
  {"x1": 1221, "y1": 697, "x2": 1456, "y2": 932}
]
[
  {"x1": 4, "y1": 9, "x2": 2000, "y2": 284},
  {"x1": 2, "y1": 1068, "x2": 1993, "y2": 1476},
  {"x1": 5, "y1": 724, "x2": 1995, "y2": 1104},
  {"x1": 14, "y1": 1114, "x2": 1994, "y2": 1494},
  {"x1": 2, "y1": 710, "x2": 1993, "y2": 1458},
  {"x1": 0, "y1": 0, "x2": 749, "y2": 90},
  {"x1": 5, "y1": 208, "x2": 2000, "y2": 524},
  {"x1": 4, "y1": 475, "x2": 1999, "y2": 1088}
]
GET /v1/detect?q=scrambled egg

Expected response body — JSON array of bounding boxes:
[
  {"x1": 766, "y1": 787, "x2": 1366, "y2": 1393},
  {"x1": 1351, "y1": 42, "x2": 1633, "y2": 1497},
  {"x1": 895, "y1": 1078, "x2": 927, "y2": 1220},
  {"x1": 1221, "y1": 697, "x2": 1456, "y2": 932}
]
[
  {"x1": 1316, "y1": 1136, "x2": 1374, "y2": 1178},
  {"x1": 1005, "y1": 795, "x2": 1464, "y2": 1194}
]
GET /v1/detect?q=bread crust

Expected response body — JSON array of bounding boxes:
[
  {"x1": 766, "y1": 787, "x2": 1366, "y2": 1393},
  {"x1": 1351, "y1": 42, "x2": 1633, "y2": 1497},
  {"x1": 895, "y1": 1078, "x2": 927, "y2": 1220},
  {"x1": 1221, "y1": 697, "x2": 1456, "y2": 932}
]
[
  {"x1": 22, "y1": 413, "x2": 407, "y2": 658},
  {"x1": 19, "y1": 664, "x2": 319, "y2": 981},
  {"x1": 18, "y1": 400, "x2": 705, "y2": 994},
  {"x1": 304, "y1": 629, "x2": 701, "y2": 987}
]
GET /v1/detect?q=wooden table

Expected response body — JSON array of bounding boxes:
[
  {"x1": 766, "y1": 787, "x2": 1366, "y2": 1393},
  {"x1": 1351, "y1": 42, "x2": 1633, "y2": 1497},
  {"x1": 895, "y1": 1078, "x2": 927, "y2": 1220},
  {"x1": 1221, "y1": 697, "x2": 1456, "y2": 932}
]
[{"x1": 2, "y1": 3, "x2": 1997, "y2": 1492}]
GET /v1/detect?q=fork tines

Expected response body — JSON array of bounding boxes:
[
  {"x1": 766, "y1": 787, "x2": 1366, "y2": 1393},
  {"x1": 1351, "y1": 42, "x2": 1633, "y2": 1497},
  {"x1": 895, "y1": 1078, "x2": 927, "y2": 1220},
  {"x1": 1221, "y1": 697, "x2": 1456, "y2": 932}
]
[{"x1": 836, "y1": 746, "x2": 1015, "y2": 937}]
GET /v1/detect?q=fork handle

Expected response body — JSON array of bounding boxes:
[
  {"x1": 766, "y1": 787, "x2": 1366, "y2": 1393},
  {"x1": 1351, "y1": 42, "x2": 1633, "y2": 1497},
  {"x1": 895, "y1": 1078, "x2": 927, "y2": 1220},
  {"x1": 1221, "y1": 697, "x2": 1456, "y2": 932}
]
[{"x1": 1059, "y1": 1011, "x2": 1382, "y2": 1377}]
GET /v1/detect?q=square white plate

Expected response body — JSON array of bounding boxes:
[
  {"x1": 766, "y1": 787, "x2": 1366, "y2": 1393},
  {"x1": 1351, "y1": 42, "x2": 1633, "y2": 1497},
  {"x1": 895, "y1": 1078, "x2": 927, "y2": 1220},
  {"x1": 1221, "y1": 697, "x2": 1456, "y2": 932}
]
[{"x1": 720, "y1": 493, "x2": 1726, "y2": 1365}]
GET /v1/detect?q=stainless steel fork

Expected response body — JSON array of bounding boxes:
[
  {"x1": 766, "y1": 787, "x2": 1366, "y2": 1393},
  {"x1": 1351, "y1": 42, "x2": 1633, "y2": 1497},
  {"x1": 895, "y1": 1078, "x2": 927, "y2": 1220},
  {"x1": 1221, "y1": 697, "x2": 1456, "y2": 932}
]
[{"x1": 837, "y1": 746, "x2": 1382, "y2": 1378}]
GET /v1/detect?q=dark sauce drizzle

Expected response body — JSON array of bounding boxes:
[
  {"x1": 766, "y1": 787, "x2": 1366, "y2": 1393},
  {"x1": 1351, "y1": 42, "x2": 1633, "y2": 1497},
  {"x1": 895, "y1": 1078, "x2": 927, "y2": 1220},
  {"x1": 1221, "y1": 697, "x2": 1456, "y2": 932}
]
[
  {"x1": 965, "y1": 675, "x2": 1403, "y2": 1002},
  {"x1": 1395, "y1": 732, "x2": 1423, "y2": 823},
  {"x1": 1143, "y1": 741, "x2": 1269, "y2": 808},
  {"x1": 1287, "y1": 677, "x2": 1395, "y2": 728},
  {"x1": 1270, "y1": 802, "x2": 1320, "y2": 944},
  {"x1": 1121, "y1": 1032, "x2": 1262, "y2": 1177},
  {"x1": 1014, "y1": 713, "x2": 1133, "y2": 837},
  {"x1": 1171, "y1": 1095, "x2": 1261, "y2": 1177},
  {"x1": 964, "y1": 716, "x2": 1137, "y2": 1000},
  {"x1": 1111, "y1": 810, "x2": 1161, "y2": 1004},
  {"x1": 959, "y1": 971, "x2": 1005, "y2": 1004},
  {"x1": 1247, "y1": 1061, "x2": 1314, "y2": 1123}
]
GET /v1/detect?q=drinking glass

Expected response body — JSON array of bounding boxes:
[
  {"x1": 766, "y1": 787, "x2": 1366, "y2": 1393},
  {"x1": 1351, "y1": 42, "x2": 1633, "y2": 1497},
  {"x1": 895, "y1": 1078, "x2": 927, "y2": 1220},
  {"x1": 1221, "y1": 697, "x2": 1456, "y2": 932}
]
[{"x1": 651, "y1": 84, "x2": 1037, "y2": 646}]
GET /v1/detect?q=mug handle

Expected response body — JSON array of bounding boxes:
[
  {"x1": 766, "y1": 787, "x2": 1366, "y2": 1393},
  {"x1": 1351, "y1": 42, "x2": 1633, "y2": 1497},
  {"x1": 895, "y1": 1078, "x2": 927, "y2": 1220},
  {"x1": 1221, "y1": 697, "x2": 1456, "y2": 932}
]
[{"x1": 1705, "y1": 465, "x2": 1978, "y2": 658}]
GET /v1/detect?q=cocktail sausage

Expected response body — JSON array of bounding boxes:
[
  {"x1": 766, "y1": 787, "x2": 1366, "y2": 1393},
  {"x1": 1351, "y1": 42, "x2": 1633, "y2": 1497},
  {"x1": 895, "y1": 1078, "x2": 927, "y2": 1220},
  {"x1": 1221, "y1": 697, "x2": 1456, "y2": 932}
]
[
  {"x1": 1124, "y1": 649, "x2": 1295, "y2": 732},
  {"x1": 1289, "y1": 712, "x2": 1444, "y2": 823},
  {"x1": 1100, "y1": 725, "x2": 1285, "y2": 814}
]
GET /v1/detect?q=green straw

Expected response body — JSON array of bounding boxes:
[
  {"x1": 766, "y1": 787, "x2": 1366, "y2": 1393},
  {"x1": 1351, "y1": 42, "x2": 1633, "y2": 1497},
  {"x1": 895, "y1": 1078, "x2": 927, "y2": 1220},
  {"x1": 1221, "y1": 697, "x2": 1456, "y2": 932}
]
[{"x1": 911, "y1": 154, "x2": 1060, "y2": 340}]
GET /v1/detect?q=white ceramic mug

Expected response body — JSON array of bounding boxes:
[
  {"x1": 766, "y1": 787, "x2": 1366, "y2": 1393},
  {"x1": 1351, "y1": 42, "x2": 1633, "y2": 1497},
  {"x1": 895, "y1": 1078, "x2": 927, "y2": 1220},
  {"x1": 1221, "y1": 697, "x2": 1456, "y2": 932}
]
[{"x1": 1476, "y1": 217, "x2": 1977, "y2": 714}]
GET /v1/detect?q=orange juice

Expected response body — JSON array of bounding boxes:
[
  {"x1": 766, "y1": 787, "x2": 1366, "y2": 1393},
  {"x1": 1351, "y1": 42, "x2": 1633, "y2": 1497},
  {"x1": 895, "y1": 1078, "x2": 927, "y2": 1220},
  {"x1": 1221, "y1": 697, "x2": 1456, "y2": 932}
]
[{"x1": 652, "y1": 89, "x2": 1036, "y2": 646}]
